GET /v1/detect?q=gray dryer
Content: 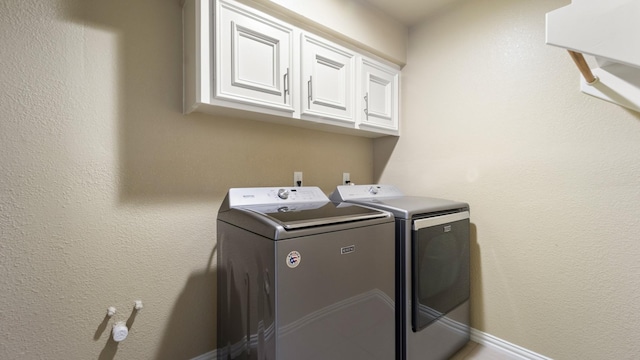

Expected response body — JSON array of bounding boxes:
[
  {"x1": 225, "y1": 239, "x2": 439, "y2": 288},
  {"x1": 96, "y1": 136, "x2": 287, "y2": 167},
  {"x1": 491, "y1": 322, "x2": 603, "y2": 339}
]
[{"x1": 331, "y1": 184, "x2": 470, "y2": 360}]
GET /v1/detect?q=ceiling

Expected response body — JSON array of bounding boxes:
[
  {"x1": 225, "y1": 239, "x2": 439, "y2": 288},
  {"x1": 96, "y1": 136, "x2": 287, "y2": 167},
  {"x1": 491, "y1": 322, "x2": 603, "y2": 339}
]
[{"x1": 361, "y1": 0, "x2": 460, "y2": 26}]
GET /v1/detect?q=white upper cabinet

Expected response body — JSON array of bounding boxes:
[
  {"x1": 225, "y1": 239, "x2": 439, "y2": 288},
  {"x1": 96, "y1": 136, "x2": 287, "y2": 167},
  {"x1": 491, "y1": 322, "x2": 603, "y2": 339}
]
[
  {"x1": 216, "y1": 0, "x2": 294, "y2": 113},
  {"x1": 358, "y1": 58, "x2": 399, "y2": 134},
  {"x1": 301, "y1": 34, "x2": 356, "y2": 125},
  {"x1": 183, "y1": 0, "x2": 401, "y2": 137}
]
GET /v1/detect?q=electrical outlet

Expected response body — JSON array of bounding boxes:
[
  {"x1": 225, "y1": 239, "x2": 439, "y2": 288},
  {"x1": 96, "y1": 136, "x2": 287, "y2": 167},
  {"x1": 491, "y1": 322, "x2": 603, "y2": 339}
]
[
  {"x1": 294, "y1": 171, "x2": 303, "y2": 187},
  {"x1": 343, "y1": 172, "x2": 350, "y2": 185}
]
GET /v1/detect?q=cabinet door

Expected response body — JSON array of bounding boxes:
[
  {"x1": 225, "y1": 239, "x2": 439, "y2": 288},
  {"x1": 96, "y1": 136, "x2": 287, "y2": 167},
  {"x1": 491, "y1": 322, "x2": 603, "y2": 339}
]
[
  {"x1": 216, "y1": 0, "x2": 294, "y2": 113},
  {"x1": 359, "y1": 58, "x2": 399, "y2": 132},
  {"x1": 301, "y1": 34, "x2": 355, "y2": 124}
]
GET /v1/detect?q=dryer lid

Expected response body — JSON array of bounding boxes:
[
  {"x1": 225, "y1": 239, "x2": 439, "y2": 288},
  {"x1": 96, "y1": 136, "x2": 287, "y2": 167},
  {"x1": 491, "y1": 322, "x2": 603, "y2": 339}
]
[{"x1": 330, "y1": 184, "x2": 468, "y2": 219}]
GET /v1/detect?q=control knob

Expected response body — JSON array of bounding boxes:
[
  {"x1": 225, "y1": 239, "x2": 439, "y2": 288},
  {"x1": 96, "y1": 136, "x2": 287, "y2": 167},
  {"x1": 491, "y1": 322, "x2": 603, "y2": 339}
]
[
  {"x1": 277, "y1": 188, "x2": 290, "y2": 200},
  {"x1": 368, "y1": 186, "x2": 379, "y2": 195}
]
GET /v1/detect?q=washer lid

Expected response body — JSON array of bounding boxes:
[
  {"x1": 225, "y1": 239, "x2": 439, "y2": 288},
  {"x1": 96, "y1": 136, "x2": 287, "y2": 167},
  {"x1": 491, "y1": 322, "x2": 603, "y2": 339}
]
[
  {"x1": 242, "y1": 202, "x2": 389, "y2": 230},
  {"x1": 220, "y1": 186, "x2": 391, "y2": 230}
]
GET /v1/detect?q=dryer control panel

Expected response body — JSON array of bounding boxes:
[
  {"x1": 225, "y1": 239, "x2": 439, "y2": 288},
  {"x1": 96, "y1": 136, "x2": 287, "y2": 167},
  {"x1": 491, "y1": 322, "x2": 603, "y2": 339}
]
[{"x1": 330, "y1": 184, "x2": 404, "y2": 201}]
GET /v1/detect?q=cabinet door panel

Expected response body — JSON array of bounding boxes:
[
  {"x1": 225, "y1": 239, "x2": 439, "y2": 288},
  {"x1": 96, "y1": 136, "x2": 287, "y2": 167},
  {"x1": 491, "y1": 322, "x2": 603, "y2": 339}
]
[
  {"x1": 368, "y1": 75, "x2": 391, "y2": 118},
  {"x1": 233, "y1": 25, "x2": 279, "y2": 94},
  {"x1": 217, "y1": 0, "x2": 294, "y2": 112},
  {"x1": 313, "y1": 56, "x2": 347, "y2": 110},
  {"x1": 360, "y1": 59, "x2": 399, "y2": 131},
  {"x1": 302, "y1": 34, "x2": 355, "y2": 123}
]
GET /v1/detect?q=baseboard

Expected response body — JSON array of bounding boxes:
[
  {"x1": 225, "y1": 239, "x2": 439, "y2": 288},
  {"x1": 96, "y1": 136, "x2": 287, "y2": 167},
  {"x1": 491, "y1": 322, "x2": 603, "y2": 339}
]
[
  {"x1": 470, "y1": 328, "x2": 553, "y2": 360},
  {"x1": 190, "y1": 349, "x2": 216, "y2": 360},
  {"x1": 193, "y1": 329, "x2": 552, "y2": 360}
]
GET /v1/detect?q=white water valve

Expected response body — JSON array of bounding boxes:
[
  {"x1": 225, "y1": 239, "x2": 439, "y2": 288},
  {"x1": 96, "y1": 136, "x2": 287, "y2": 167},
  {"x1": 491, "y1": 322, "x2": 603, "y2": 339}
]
[{"x1": 112, "y1": 322, "x2": 129, "y2": 342}]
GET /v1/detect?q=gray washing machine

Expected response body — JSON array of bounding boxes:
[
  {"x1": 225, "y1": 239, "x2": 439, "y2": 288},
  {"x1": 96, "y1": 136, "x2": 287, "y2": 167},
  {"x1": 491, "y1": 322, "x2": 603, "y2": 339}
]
[
  {"x1": 330, "y1": 185, "x2": 470, "y2": 360},
  {"x1": 217, "y1": 187, "x2": 396, "y2": 360}
]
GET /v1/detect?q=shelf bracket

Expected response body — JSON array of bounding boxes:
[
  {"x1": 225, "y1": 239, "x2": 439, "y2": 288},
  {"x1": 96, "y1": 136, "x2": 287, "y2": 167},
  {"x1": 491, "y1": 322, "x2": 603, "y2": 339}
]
[{"x1": 567, "y1": 50, "x2": 598, "y2": 85}]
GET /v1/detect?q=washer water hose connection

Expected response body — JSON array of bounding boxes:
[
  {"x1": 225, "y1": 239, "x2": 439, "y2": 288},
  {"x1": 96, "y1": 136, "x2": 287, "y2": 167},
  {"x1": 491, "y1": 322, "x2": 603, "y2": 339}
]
[{"x1": 112, "y1": 322, "x2": 129, "y2": 342}]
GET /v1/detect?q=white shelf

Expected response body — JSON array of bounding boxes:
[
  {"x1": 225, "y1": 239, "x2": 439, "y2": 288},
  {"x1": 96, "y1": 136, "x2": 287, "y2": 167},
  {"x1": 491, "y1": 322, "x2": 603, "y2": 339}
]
[
  {"x1": 546, "y1": 0, "x2": 640, "y2": 113},
  {"x1": 546, "y1": 0, "x2": 640, "y2": 67}
]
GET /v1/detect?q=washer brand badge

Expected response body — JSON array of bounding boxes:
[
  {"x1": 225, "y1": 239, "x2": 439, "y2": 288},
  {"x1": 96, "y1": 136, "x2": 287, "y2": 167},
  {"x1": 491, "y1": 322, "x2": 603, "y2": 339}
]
[
  {"x1": 286, "y1": 251, "x2": 301, "y2": 268},
  {"x1": 341, "y1": 245, "x2": 355, "y2": 255},
  {"x1": 444, "y1": 225, "x2": 452, "y2": 233}
]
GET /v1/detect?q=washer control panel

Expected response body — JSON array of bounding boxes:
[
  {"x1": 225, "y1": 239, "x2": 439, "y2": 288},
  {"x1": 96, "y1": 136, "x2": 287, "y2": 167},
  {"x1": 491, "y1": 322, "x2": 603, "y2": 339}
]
[
  {"x1": 228, "y1": 187, "x2": 329, "y2": 207},
  {"x1": 330, "y1": 184, "x2": 404, "y2": 201}
]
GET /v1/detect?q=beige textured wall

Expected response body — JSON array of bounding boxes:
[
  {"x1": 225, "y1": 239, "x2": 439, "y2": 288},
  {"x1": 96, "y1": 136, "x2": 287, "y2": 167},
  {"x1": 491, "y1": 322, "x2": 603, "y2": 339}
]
[
  {"x1": 375, "y1": 0, "x2": 640, "y2": 358},
  {"x1": 0, "y1": 0, "x2": 381, "y2": 358}
]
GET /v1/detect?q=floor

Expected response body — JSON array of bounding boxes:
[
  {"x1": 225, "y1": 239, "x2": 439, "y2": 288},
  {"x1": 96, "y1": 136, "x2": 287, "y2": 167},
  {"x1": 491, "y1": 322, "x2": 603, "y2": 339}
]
[{"x1": 449, "y1": 341, "x2": 522, "y2": 360}]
